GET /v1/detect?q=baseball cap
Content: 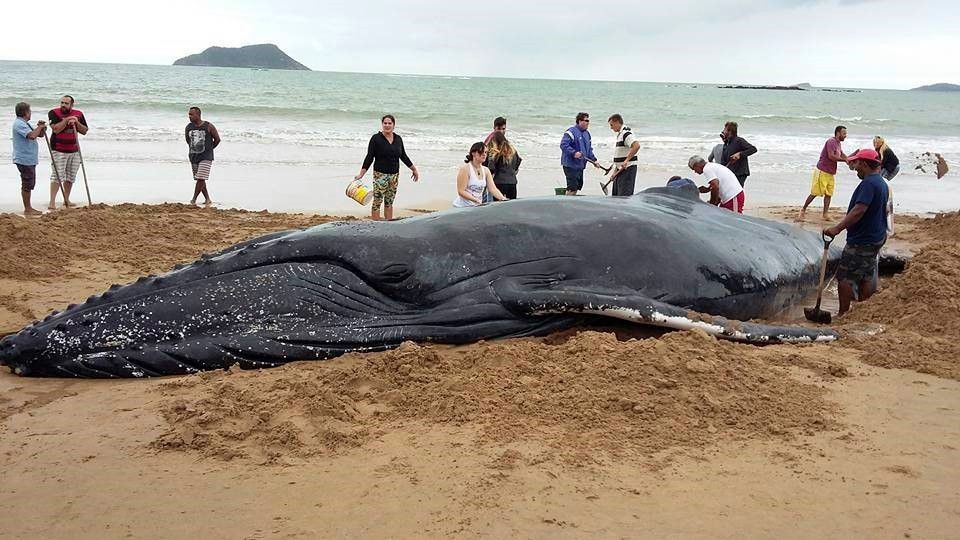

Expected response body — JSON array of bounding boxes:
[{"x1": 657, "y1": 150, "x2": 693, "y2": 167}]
[{"x1": 846, "y1": 148, "x2": 881, "y2": 163}]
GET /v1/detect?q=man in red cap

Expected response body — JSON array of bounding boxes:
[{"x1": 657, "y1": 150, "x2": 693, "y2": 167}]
[{"x1": 823, "y1": 148, "x2": 889, "y2": 316}]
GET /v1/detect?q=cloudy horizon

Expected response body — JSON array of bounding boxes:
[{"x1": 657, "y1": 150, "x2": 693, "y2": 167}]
[{"x1": 2, "y1": 0, "x2": 957, "y2": 90}]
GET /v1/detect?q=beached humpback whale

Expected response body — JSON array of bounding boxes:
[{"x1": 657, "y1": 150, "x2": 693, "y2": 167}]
[{"x1": 1, "y1": 187, "x2": 842, "y2": 378}]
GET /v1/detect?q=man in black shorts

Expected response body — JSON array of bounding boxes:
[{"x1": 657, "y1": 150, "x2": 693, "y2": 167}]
[{"x1": 824, "y1": 148, "x2": 889, "y2": 316}]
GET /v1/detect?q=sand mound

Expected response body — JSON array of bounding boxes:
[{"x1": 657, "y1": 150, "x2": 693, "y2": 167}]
[
  {"x1": 843, "y1": 239, "x2": 960, "y2": 379},
  {"x1": 0, "y1": 204, "x2": 340, "y2": 280},
  {"x1": 151, "y1": 330, "x2": 835, "y2": 464},
  {"x1": 896, "y1": 210, "x2": 960, "y2": 244}
]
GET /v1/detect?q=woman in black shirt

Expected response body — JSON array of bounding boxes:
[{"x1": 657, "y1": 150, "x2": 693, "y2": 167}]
[
  {"x1": 355, "y1": 114, "x2": 419, "y2": 220},
  {"x1": 873, "y1": 135, "x2": 898, "y2": 236},
  {"x1": 485, "y1": 131, "x2": 522, "y2": 199},
  {"x1": 873, "y1": 136, "x2": 900, "y2": 180}
]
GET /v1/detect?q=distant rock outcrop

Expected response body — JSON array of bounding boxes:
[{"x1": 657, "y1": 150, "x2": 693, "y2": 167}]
[
  {"x1": 173, "y1": 44, "x2": 310, "y2": 71},
  {"x1": 718, "y1": 83, "x2": 861, "y2": 93},
  {"x1": 911, "y1": 83, "x2": 960, "y2": 92},
  {"x1": 718, "y1": 85, "x2": 807, "y2": 91}
]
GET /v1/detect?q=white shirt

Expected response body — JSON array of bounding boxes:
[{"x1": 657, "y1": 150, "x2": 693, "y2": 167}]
[
  {"x1": 700, "y1": 162, "x2": 743, "y2": 204},
  {"x1": 613, "y1": 126, "x2": 638, "y2": 169},
  {"x1": 453, "y1": 163, "x2": 488, "y2": 207}
]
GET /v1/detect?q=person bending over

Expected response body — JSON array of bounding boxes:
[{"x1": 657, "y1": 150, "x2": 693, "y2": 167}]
[{"x1": 687, "y1": 155, "x2": 745, "y2": 213}]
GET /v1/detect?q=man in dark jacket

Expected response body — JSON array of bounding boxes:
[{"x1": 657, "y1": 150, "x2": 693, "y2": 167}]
[
  {"x1": 720, "y1": 121, "x2": 757, "y2": 187},
  {"x1": 560, "y1": 112, "x2": 600, "y2": 195}
]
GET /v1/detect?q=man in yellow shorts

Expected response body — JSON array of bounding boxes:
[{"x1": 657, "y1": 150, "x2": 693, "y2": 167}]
[{"x1": 800, "y1": 125, "x2": 847, "y2": 220}]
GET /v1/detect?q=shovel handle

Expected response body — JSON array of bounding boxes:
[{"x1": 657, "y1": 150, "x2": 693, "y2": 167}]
[{"x1": 822, "y1": 231, "x2": 834, "y2": 247}]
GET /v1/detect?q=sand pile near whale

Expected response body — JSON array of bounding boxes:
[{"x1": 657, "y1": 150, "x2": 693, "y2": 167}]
[
  {"x1": 152, "y1": 330, "x2": 836, "y2": 464},
  {"x1": 842, "y1": 212, "x2": 960, "y2": 380},
  {"x1": 0, "y1": 203, "x2": 335, "y2": 280}
]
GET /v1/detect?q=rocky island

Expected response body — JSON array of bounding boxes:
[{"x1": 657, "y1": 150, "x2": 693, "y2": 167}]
[
  {"x1": 173, "y1": 43, "x2": 310, "y2": 71},
  {"x1": 911, "y1": 83, "x2": 960, "y2": 92}
]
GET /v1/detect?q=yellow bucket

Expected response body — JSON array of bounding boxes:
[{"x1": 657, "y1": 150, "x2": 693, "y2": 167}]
[{"x1": 345, "y1": 179, "x2": 374, "y2": 205}]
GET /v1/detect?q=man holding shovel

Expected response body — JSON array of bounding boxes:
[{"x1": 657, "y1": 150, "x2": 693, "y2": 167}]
[
  {"x1": 560, "y1": 112, "x2": 601, "y2": 196},
  {"x1": 606, "y1": 114, "x2": 640, "y2": 196},
  {"x1": 47, "y1": 95, "x2": 88, "y2": 209},
  {"x1": 823, "y1": 149, "x2": 889, "y2": 316}
]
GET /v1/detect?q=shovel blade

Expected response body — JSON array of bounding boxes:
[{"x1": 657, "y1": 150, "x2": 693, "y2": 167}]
[
  {"x1": 803, "y1": 307, "x2": 832, "y2": 324},
  {"x1": 600, "y1": 181, "x2": 609, "y2": 196}
]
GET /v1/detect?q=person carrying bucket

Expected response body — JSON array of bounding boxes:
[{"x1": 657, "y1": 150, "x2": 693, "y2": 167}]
[{"x1": 354, "y1": 114, "x2": 420, "y2": 221}]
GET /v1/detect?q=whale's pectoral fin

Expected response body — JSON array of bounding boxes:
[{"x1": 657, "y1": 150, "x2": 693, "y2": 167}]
[{"x1": 491, "y1": 278, "x2": 838, "y2": 344}]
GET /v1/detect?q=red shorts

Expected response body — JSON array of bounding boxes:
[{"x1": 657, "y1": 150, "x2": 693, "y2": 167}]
[{"x1": 720, "y1": 191, "x2": 745, "y2": 213}]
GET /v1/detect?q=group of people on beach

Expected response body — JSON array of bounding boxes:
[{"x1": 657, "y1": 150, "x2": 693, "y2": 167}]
[
  {"x1": 800, "y1": 125, "x2": 900, "y2": 222},
  {"x1": 346, "y1": 110, "x2": 760, "y2": 221},
  {"x1": 352, "y1": 114, "x2": 522, "y2": 219},
  {"x1": 11, "y1": 97, "x2": 900, "y2": 227},
  {"x1": 10, "y1": 96, "x2": 222, "y2": 213},
  {"x1": 11, "y1": 97, "x2": 88, "y2": 214}
]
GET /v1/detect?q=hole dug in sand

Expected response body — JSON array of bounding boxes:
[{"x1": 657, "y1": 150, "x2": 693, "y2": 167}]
[{"x1": 150, "y1": 329, "x2": 836, "y2": 464}]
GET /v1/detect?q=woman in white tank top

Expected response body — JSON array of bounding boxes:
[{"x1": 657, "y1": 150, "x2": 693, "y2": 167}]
[{"x1": 453, "y1": 142, "x2": 507, "y2": 207}]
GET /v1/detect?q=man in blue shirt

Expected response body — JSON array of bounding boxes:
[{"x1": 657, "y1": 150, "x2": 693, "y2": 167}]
[
  {"x1": 12, "y1": 102, "x2": 47, "y2": 215},
  {"x1": 824, "y1": 148, "x2": 889, "y2": 315},
  {"x1": 560, "y1": 112, "x2": 600, "y2": 196}
]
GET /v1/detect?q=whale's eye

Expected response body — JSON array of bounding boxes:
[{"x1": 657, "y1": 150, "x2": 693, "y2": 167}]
[{"x1": 376, "y1": 263, "x2": 412, "y2": 283}]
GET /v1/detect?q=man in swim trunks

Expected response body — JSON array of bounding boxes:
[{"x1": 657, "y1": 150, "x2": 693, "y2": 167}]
[
  {"x1": 185, "y1": 106, "x2": 221, "y2": 206},
  {"x1": 800, "y1": 125, "x2": 847, "y2": 220}
]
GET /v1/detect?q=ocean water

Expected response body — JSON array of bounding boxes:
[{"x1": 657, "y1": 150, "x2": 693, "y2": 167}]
[{"x1": 1, "y1": 60, "x2": 958, "y2": 214}]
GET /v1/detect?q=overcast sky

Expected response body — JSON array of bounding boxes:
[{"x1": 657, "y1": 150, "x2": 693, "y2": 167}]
[{"x1": 2, "y1": 0, "x2": 957, "y2": 89}]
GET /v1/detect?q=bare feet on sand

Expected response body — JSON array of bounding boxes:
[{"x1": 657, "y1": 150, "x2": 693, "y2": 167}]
[{"x1": 24, "y1": 208, "x2": 42, "y2": 216}]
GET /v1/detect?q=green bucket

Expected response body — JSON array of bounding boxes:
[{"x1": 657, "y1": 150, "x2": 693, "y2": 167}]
[{"x1": 554, "y1": 187, "x2": 567, "y2": 196}]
